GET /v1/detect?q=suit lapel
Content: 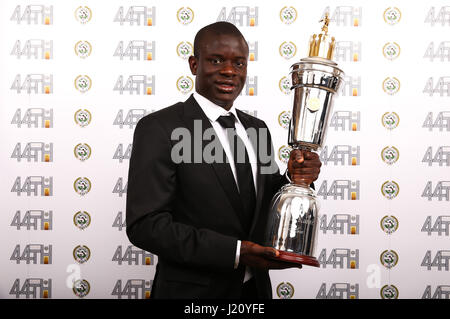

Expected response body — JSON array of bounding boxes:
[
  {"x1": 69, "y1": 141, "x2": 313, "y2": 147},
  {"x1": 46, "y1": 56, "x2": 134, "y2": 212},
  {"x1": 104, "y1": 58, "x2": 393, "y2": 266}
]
[{"x1": 182, "y1": 95, "x2": 245, "y2": 227}]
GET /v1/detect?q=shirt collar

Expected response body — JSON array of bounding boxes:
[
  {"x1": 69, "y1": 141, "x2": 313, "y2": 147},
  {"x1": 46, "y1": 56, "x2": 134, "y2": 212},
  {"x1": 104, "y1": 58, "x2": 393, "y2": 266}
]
[{"x1": 193, "y1": 92, "x2": 240, "y2": 125}]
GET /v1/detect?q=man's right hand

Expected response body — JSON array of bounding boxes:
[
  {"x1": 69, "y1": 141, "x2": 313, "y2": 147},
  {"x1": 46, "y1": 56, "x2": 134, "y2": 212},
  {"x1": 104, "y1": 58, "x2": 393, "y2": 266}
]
[{"x1": 239, "y1": 241, "x2": 302, "y2": 270}]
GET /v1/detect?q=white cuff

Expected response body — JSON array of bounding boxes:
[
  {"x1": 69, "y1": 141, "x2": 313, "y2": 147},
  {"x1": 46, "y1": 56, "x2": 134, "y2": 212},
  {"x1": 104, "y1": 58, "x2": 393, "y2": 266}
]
[{"x1": 234, "y1": 240, "x2": 241, "y2": 269}]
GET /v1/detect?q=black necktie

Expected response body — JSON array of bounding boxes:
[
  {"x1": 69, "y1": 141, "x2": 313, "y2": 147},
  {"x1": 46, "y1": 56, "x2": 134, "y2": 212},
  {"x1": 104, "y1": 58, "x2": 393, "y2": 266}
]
[{"x1": 217, "y1": 114, "x2": 256, "y2": 232}]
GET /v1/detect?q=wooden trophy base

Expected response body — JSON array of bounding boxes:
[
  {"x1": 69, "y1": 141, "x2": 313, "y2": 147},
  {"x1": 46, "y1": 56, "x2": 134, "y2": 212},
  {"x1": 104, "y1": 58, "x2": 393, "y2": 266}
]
[{"x1": 274, "y1": 251, "x2": 320, "y2": 267}]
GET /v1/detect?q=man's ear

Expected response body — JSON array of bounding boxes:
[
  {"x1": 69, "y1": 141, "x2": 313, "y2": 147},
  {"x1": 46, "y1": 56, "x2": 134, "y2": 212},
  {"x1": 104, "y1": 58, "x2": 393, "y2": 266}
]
[{"x1": 188, "y1": 56, "x2": 197, "y2": 75}]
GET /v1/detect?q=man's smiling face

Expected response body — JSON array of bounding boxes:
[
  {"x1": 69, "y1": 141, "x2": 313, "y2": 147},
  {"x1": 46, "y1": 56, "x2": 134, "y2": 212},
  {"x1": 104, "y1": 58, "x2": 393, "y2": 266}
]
[{"x1": 189, "y1": 33, "x2": 249, "y2": 110}]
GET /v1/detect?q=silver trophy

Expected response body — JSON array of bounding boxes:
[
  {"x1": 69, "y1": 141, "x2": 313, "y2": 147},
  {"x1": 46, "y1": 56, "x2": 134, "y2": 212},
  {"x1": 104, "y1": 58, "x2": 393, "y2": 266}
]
[{"x1": 265, "y1": 14, "x2": 345, "y2": 267}]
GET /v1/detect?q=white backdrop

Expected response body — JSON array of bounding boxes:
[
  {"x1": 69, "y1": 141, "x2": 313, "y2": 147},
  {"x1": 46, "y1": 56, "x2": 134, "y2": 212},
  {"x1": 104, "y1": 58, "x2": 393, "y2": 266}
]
[{"x1": 1, "y1": 0, "x2": 449, "y2": 299}]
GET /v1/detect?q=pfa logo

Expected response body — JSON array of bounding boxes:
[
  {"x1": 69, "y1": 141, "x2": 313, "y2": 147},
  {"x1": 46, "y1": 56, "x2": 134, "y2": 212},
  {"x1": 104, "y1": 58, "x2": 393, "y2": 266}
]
[
  {"x1": 11, "y1": 40, "x2": 53, "y2": 59},
  {"x1": 421, "y1": 216, "x2": 450, "y2": 236},
  {"x1": 278, "y1": 111, "x2": 291, "y2": 129},
  {"x1": 380, "y1": 285, "x2": 399, "y2": 299},
  {"x1": 11, "y1": 74, "x2": 52, "y2": 94},
  {"x1": 422, "y1": 181, "x2": 450, "y2": 201},
  {"x1": 217, "y1": 7, "x2": 258, "y2": 27},
  {"x1": 381, "y1": 181, "x2": 400, "y2": 199},
  {"x1": 11, "y1": 210, "x2": 52, "y2": 231},
  {"x1": 383, "y1": 77, "x2": 400, "y2": 95},
  {"x1": 279, "y1": 76, "x2": 291, "y2": 95},
  {"x1": 74, "y1": 211, "x2": 91, "y2": 230},
  {"x1": 276, "y1": 282, "x2": 294, "y2": 299},
  {"x1": 177, "y1": 41, "x2": 193, "y2": 59},
  {"x1": 320, "y1": 214, "x2": 359, "y2": 235},
  {"x1": 73, "y1": 245, "x2": 91, "y2": 264},
  {"x1": 114, "y1": 6, "x2": 155, "y2": 26},
  {"x1": 381, "y1": 146, "x2": 399, "y2": 165},
  {"x1": 74, "y1": 41, "x2": 92, "y2": 59},
  {"x1": 11, "y1": 5, "x2": 53, "y2": 25},
  {"x1": 380, "y1": 250, "x2": 399, "y2": 269},
  {"x1": 75, "y1": 75, "x2": 92, "y2": 93},
  {"x1": 112, "y1": 280, "x2": 152, "y2": 299},
  {"x1": 12, "y1": 108, "x2": 53, "y2": 128},
  {"x1": 113, "y1": 144, "x2": 132, "y2": 163},
  {"x1": 334, "y1": 41, "x2": 361, "y2": 62},
  {"x1": 114, "y1": 75, "x2": 155, "y2": 95},
  {"x1": 280, "y1": 6, "x2": 297, "y2": 25},
  {"x1": 423, "y1": 112, "x2": 450, "y2": 131},
  {"x1": 74, "y1": 177, "x2": 92, "y2": 196},
  {"x1": 11, "y1": 244, "x2": 52, "y2": 265},
  {"x1": 318, "y1": 248, "x2": 359, "y2": 269},
  {"x1": 278, "y1": 145, "x2": 292, "y2": 164},
  {"x1": 11, "y1": 142, "x2": 53, "y2": 162},
  {"x1": 114, "y1": 40, "x2": 155, "y2": 61},
  {"x1": 424, "y1": 42, "x2": 450, "y2": 62},
  {"x1": 380, "y1": 215, "x2": 399, "y2": 234},
  {"x1": 322, "y1": 6, "x2": 361, "y2": 27},
  {"x1": 74, "y1": 143, "x2": 92, "y2": 161},
  {"x1": 176, "y1": 76, "x2": 194, "y2": 94},
  {"x1": 74, "y1": 109, "x2": 92, "y2": 127},
  {"x1": 382, "y1": 112, "x2": 400, "y2": 130},
  {"x1": 384, "y1": 7, "x2": 401, "y2": 25},
  {"x1": 279, "y1": 41, "x2": 297, "y2": 59},
  {"x1": 113, "y1": 178, "x2": 128, "y2": 197},
  {"x1": 383, "y1": 42, "x2": 401, "y2": 60},
  {"x1": 177, "y1": 7, "x2": 194, "y2": 25},
  {"x1": 317, "y1": 283, "x2": 358, "y2": 299},
  {"x1": 112, "y1": 212, "x2": 126, "y2": 231},
  {"x1": 75, "y1": 6, "x2": 92, "y2": 24},
  {"x1": 73, "y1": 279, "x2": 90, "y2": 298},
  {"x1": 330, "y1": 111, "x2": 360, "y2": 131}
]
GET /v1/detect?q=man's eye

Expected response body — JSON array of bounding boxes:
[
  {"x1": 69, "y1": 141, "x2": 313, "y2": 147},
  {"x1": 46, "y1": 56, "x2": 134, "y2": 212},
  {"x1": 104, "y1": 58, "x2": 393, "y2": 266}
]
[{"x1": 211, "y1": 58, "x2": 222, "y2": 64}]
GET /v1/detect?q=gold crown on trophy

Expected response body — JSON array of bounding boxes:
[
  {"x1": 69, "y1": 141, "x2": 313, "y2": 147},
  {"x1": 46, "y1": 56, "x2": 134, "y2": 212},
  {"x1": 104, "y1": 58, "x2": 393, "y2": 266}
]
[{"x1": 308, "y1": 13, "x2": 336, "y2": 60}]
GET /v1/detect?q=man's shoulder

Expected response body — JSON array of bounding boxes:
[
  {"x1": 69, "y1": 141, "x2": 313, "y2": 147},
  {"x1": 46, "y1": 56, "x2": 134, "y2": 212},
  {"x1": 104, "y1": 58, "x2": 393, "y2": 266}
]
[
  {"x1": 138, "y1": 101, "x2": 185, "y2": 127},
  {"x1": 236, "y1": 108, "x2": 267, "y2": 129}
]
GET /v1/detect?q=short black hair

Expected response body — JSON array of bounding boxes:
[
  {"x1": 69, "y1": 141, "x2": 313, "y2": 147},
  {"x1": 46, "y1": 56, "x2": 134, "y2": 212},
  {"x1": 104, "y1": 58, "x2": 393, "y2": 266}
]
[{"x1": 193, "y1": 21, "x2": 248, "y2": 57}]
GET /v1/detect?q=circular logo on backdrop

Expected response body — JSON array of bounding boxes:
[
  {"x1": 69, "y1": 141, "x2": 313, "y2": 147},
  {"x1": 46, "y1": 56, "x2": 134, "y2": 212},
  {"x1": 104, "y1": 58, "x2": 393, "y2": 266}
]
[
  {"x1": 74, "y1": 109, "x2": 92, "y2": 127},
  {"x1": 75, "y1": 6, "x2": 92, "y2": 24},
  {"x1": 278, "y1": 145, "x2": 292, "y2": 164},
  {"x1": 73, "y1": 245, "x2": 91, "y2": 264},
  {"x1": 73, "y1": 279, "x2": 90, "y2": 298},
  {"x1": 74, "y1": 41, "x2": 92, "y2": 59},
  {"x1": 176, "y1": 76, "x2": 194, "y2": 94},
  {"x1": 279, "y1": 76, "x2": 292, "y2": 95},
  {"x1": 380, "y1": 250, "x2": 399, "y2": 269},
  {"x1": 278, "y1": 111, "x2": 291, "y2": 129},
  {"x1": 383, "y1": 42, "x2": 400, "y2": 61},
  {"x1": 381, "y1": 146, "x2": 399, "y2": 165},
  {"x1": 279, "y1": 41, "x2": 297, "y2": 59},
  {"x1": 177, "y1": 7, "x2": 194, "y2": 25},
  {"x1": 74, "y1": 177, "x2": 92, "y2": 196},
  {"x1": 380, "y1": 285, "x2": 399, "y2": 299},
  {"x1": 383, "y1": 77, "x2": 400, "y2": 95},
  {"x1": 74, "y1": 75, "x2": 92, "y2": 93},
  {"x1": 380, "y1": 215, "x2": 399, "y2": 234},
  {"x1": 381, "y1": 112, "x2": 400, "y2": 130},
  {"x1": 280, "y1": 6, "x2": 298, "y2": 25},
  {"x1": 176, "y1": 41, "x2": 193, "y2": 59},
  {"x1": 276, "y1": 282, "x2": 295, "y2": 299},
  {"x1": 381, "y1": 181, "x2": 400, "y2": 199},
  {"x1": 383, "y1": 7, "x2": 401, "y2": 25},
  {"x1": 74, "y1": 211, "x2": 91, "y2": 230},
  {"x1": 74, "y1": 143, "x2": 92, "y2": 161}
]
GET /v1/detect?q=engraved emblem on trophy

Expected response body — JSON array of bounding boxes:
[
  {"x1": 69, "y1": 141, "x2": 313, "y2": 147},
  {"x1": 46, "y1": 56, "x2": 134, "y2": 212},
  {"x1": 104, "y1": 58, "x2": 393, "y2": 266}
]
[{"x1": 265, "y1": 13, "x2": 345, "y2": 267}]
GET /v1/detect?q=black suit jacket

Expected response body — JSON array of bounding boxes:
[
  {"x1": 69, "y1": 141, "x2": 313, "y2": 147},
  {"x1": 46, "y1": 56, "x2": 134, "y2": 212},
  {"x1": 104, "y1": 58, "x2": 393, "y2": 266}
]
[{"x1": 126, "y1": 95, "x2": 287, "y2": 299}]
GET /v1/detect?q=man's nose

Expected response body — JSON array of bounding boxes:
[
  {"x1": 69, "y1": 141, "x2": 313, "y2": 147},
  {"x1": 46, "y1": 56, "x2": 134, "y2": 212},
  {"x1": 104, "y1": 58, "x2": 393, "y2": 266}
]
[{"x1": 219, "y1": 62, "x2": 237, "y2": 76}]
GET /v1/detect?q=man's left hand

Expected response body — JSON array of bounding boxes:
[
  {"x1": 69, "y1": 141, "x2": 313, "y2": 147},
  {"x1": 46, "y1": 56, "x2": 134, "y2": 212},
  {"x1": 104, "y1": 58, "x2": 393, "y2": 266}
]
[{"x1": 287, "y1": 149, "x2": 322, "y2": 186}]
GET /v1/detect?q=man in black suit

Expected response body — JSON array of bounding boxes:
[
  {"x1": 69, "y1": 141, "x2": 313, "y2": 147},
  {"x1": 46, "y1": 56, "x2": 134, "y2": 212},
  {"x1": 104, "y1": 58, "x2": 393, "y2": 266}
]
[{"x1": 126, "y1": 21, "x2": 322, "y2": 299}]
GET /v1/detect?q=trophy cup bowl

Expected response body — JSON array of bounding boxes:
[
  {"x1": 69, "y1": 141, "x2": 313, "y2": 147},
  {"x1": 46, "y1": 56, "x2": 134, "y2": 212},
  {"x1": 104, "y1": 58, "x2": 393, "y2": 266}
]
[{"x1": 264, "y1": 15, "x2": 345, "y2": 267}]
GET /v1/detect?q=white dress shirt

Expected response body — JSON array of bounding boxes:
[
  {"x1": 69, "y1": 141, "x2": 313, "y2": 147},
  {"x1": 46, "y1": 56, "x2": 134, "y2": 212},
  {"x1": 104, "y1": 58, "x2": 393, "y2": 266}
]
[{"x1": 193, "y1": 92, "x2": 255, "y2": 282}]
